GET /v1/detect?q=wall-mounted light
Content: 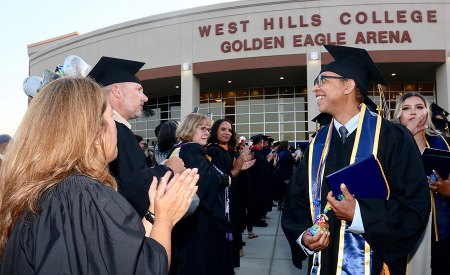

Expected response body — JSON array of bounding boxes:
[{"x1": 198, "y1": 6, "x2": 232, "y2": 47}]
[
  {"x1": 181, "y1": 63, "x2": 191, "y2": 71},
  {"x1": 310, "y1": 51, "x2": 319, "y2": 60},
  {"x1": 279, "y1": 76, "x2": 284, "y2": 80},
  {"x1": 391, "y1": 73, "x2": 396, "y2": 76},
  {"x1": 227, "y1": 80, "x2": 232, "y2": 84}
]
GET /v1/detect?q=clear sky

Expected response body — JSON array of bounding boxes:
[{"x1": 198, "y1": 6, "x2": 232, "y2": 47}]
[{"x1": 0, "y1": 0, "x2": 236, "y2": 136}]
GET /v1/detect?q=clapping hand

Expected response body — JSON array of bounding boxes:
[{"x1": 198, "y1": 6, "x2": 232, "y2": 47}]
[
  {"x1": 231, "y1": 150, "x2": 255, "y2": 176},
  {"x1": 146, "y1": 169, "x2": 199, "y2": 266},
  {"x1": 151, "y1": 169, "x2": 199, "y2": 226},
  {"x1": 237, "y1": 153, "x2": 255, "y2": 170}
]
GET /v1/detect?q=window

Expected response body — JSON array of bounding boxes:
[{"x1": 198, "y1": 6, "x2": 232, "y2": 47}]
[{"x1": 199, "y1": 86, "x2": 309, "y2": 144}]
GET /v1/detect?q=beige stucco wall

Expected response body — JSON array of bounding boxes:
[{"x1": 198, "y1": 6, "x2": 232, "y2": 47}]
[
  {"x1": 29, "y1": 0, "x2": 450, "y2": 71},
  {"x1": 27, "y1": 0, "x2": 450, "y2": 126}
]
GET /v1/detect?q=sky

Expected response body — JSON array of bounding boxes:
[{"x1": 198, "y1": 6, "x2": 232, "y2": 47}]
[{"x1": 0, "y1": 0, "x2": 237, "y2": 136}]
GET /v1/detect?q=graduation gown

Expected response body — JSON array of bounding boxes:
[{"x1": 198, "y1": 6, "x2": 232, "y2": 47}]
[
  {"x1": 109, "y1": 121, "x2": 169, "y2": 218},
  {"x1": 282, "y1": 120, "x2": 431, "y2": 275},
  {"x1": 248, "y1": 147, "x2": 273, "y2": 215},
  {"x1": 206, "y1": 143, "x2": 244, "y2": 268},
  {"x1": 274, "y1": 149, "x2": 295, "y2": 181},
  {"x1": 169, "y1": 143, "x2": 233, "y2": 275},
  {"x1": 424, "y1": 134, "x2": 450, "y2": 275},
  {"x1": 1, "y1": 175, "x2": 168, "y2": 275}
]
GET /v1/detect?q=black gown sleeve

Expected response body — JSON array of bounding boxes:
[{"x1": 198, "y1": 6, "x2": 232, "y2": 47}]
[
  {"x1": 3, "y1": 175, "x2": 168, "y2": 275},
  {"x1": 281, "y1": 146, "x2": 312, "y2": 269},
  {"x1": 179, "y1": 143, "x2": 228, "y2": 220},
  {"x1": 359, "y1": 122, "x2": 431, "y2": 268},
  {"x1": 110, "y1": 122, "x2": 170, "y2": 217}
]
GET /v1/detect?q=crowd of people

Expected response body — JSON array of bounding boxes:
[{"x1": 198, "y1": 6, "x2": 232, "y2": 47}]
[{"x1": 0, "y1": 44, "x2": 449, "y2": 275}]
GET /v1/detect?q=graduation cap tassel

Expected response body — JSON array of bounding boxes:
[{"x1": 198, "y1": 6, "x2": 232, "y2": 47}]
[
  {"x1": 142, "y1": 103, "x2": 155, "y2": 117},
  {"x1": 378, "y1": 84, "x2": 391, "y2": 120}
]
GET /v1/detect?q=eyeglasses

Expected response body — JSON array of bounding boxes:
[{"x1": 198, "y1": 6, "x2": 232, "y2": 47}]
[
  {"x1": 198, "y1": 126, "x2": 211, "y2": 132},
  {"x1": 314, "y1": 74, "x2": 346, "y2": 87}
]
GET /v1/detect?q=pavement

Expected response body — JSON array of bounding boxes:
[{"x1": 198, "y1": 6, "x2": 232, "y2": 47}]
[{"x1": 235, "y1": 206, "x2": 309, "y2": 275}]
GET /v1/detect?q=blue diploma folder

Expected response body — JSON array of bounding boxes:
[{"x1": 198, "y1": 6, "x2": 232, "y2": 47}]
[
  {"x1": 325, "y1": 155, "x2": 389, "y2": 199},
  {"x1": 422, "y1": 147, "x2": 450, "y2": 179}
]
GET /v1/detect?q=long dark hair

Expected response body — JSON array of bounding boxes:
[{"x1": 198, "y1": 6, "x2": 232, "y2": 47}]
[
  {"x1": 157, "y1": 120, "x2": 179, "y2": 152},
  {"x1": 207, "y1": 119, "x2": 237, "y2": 150}
]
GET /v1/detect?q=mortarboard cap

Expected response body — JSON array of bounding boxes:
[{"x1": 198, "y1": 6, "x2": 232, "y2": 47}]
[
  {"x1": 321, "y1": 45, "x2": 386, "y2": 95},
  {"x1": 0, "y1": 134, "x2": 12, "y2": 144},
  {"x1": 88, "y1": 56, "x2": 144, "y2": 87},
  {"x1": 250, "y1": 134, "x2": 264, "y2": 144},
  {"x1": 430, "y1": 103, "x2": 449, "y2": 119},
  {"x1": 430, "y1": 103, "x2": 449, "y2": 133},
  {"x1": 311, "y1": 112, "x2": 332, "y2": 127}
]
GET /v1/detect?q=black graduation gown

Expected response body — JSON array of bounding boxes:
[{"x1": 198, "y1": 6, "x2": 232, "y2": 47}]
[
  {"x1": 275, "y1": 149, "x2": 295, "y2": 181},
  {"x1": 206, "y1": 144, "x2": 243, "y2": 268},
  {"x1": 109, "y1": 121, "x2": 169, "y2": 218},
  {"x1": 262, "y1": 147, "x2": 278, "y2": 202},
  {"x1": 1, "y1": 175, "x2": 168, "y2": 275},
  {"x1": 169, "y1": 143, "x2": 233, "y2": 275},
  {"x1": 282, "y1": 121, "x2": 431, "y2": 275},
  {"x1": 248, "y1": 147, "x2": 273, "y2": 215},
  {"x1": 426, "y1": 134, "x2": 450, "y2": 274}
]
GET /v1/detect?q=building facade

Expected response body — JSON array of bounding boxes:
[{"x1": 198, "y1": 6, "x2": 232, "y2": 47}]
[{"x1": 27, "y1": 0, "x2": 450, "y2": 145}]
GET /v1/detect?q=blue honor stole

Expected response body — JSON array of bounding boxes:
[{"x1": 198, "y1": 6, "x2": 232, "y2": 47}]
[
  {"x1": 308, "y1": 104, "x2": 383, "y2": 275},
  {"x1": 425, "y1": 134, "x2": 450, "y2": 241}
]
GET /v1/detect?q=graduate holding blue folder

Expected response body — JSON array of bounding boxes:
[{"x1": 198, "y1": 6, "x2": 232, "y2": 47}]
[{"x1": 282, "y1": 45, "x2": 430, "y2": 275}]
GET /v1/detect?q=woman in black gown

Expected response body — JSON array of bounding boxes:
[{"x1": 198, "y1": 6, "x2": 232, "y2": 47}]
[
  {"x1": 206, "y1": 119, "x2": 255, "y2": 268},
  {"x1": 168, "y1": 114, "x2": 254, "y2": 275},
  {"x1": 0, "y1": 77, "x2": 198, "y2": 275}
]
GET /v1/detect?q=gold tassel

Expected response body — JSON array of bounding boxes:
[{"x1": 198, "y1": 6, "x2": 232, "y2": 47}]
[{"x1": 377, "y1": 84, "x2": 391, "y2": 120}]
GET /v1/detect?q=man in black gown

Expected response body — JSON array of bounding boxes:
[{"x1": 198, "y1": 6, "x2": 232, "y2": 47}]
[
  {"x1": 88, "y1": 57, "x2": 185, "y2": 218},
  {"x1": 281, "y1": 45, "x2": 430, "y2": 274},
  {"x1": 248, "y1": 134, "x2": 273, "y2": 227}
]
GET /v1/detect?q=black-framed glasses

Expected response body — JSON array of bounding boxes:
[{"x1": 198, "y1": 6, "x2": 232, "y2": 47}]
[{"x1": 314, "y1": 74, "x2": 346, "y2": 86}]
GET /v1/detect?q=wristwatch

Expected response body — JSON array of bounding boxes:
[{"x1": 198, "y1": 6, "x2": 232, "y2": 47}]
[{"x1": 145, "y1": 211, "x2": 155, "y2": 224}]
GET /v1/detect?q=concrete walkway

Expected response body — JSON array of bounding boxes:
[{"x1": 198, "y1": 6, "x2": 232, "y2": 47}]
[{"x1": 235, "y1": 207, "x2": 309, "y2": 275}]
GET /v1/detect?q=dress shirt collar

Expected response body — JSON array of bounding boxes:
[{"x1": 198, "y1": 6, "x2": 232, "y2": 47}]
[
  {"x1": 333, "y1": 112, "x2": 360, "y2": 137},
  {"x1": 112, "y1": 110, "x2": 131, "y2": 129}
]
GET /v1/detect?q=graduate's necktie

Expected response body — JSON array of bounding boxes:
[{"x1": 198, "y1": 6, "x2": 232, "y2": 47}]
[{"x1": 339, "y1": 126, "x2": 348, "y2": 144}]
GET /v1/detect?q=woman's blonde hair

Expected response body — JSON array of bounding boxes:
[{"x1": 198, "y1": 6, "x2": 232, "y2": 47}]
[
  {"x1": 393, "y1": 92, "x2": 440, "y2": 136},
  {"x1": 0, "y1": 77, "x2": 116, "y2": 258},
  {"x1": 176, "y1": 113, "x2": 211, "y2": 141}
]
